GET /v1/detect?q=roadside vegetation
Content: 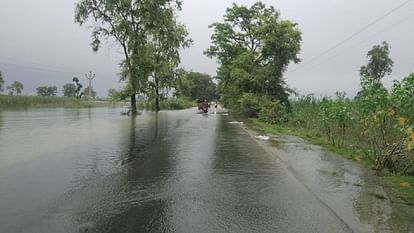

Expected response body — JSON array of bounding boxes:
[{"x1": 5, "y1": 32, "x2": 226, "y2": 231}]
[{"x1": 206, "y1": 2, "x2": 413, "y2": 204}]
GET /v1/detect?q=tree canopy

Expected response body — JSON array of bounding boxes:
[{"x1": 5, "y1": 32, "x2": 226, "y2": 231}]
[
  {"x1": 360, "y1": 41, "x2": 393, "y2": 82},
  {"x1": 7, "y1": 81, "x2": 23, "y2": 96},
  {"x1": 0, "y1": 71, "x2": 4, "y2": 92},
  {"x1": 63, "y1": 83, "x2": 77, "y2": 97},
  {"x1": 75, "y1": 0, "x2": 189, "y2": 114},
  {"x1": 36, "y1": 86, "x2": 57, "y2": 97},
  {"x1": 205, "y1": 2, "x2": 301, "y2": 108},
  {"x1": 174, "y1": 71, "x2": 218, "y2": 100}
]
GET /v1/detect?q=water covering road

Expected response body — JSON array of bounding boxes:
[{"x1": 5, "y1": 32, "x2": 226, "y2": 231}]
[{"x1": 0, "y1": 108, "x2": 411, "y2": 232}]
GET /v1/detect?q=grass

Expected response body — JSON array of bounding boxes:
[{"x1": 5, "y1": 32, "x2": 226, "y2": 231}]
[
  {"x1": 0, "y1": 94, "x2": 123, "y2": 109},
  {"x1": 383, "y1": 176, "x2": 414, "y2": 204},
  {"x1": 250, "y1": 118, "x2": 364, "y2": 162},
  {"x1": 248, "y1": 118, "x2": 414, "y2": 205}
]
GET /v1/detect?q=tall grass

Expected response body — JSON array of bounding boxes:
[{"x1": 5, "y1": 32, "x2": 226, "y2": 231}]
[{"x1": 0, "y1": 94, "x2": 121, "y2": 109}]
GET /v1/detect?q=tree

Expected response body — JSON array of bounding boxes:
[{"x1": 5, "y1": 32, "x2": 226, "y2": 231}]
[
  {"x1": 72, "y1": 77, "x2": 83, "y2": 98},
  {"x1": 63, "y1": 83, "x2": 77, "y2": 97},
  {"x1": 360, "y1": 41, "x2": 393, "y2": 82},
  {"x1": 108, "y1": 88, "x2": 117, "y2": 98},
  {"x1": 205, "y1": 2, "x2": 301, "y2": 108},
  {"x1": 36, "y1": 86, "x2": 57, "y2": 97},
  {"x1": 7, "y1": 81, "x2": 23, "y2": 96},
  {"x1": 75, "y1": 0, "x2": 186, "y2": 114},
  {"x1": 148, "y1": 12, "x2": 191, "y2": 111},
  {"x1": 83, "y1": 86, "x2": 96, "y2": 98},
  {"x1": 174, "y1": 71, "x2": 218, "y2": 100},
  {"x1": 0, "y1": 71, "x2": 4, "y2": 92}
]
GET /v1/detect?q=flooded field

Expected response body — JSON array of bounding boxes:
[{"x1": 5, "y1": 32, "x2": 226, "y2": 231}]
[{"x1": 0, "y1": 108, "x2": 412, "y2": 233}]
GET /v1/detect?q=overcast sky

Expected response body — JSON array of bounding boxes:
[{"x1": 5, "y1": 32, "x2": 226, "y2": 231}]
[{"x1": 0, "y1": 0, "x2": 413, "y2": 97}]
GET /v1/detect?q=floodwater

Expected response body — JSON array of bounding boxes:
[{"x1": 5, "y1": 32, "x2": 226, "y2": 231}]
[{"x1": 0, "y1": 108, "x2": 412, "y2": 233}]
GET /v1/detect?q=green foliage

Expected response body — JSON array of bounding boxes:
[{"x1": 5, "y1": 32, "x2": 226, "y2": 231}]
[
  {"x1": 0, "y1": 71, "x2": 4, "y2": 92},
  {"x1": 259, "y1": 73, "x2": 414, "y2": 175},
  {"x1": 36, "y1": 86, "x2": 57, "y2": 97},
  {"x1": 72, "y1": 77, "x2": 84, "y2": 98},
  {"x1": 0, "y1": 95, "x2": 118, "y2": 108},
  {"x1": 107, "y1": 87, "x2": 131, "y2": 101},
  {"x1": 63, "y1": 83, "x2": 77, "y2": 97},
  {"x1": 319, "y1": 92, "x2": 354, "y2": 147},
  {"x1": 160, "y1": 97, "x2": 194, "y2": 110},
  {"x1": 360, "y1": 41, "x2": 393, "y2": 81},
  {"x1": 206, "y1": 2, "x2": 301, "y2": 108},
  {"x1": 237, "y1": 93, "x2": 261, "y2": 118},
  {"x1": 174, "y1": 71, "x2": 217, "y2": 100},
  {"x1": 75, "y1": 0, "x2": 189, "y2": 114},
  {"x1": 258, "y1": 100, "x2": 288, "y2": 124},
  {"x1": 7, "y1": 81, "x2": 23, "y2": 96}
]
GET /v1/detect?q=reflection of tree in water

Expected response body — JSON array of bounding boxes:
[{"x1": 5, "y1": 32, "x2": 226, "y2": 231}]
[
  {"x1": 77, "y1": 112, "x2": 175, "y2": 233},
  {"x1": 121, "y1": 113, "x2": 159, "y2": 165},
  {"x1": 0, "y1": 110, "x2": 3, "y2": 130}
]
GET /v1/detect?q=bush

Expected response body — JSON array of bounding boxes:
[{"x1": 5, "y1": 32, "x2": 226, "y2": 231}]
[
  {"x1": 160, "y1": 97, "x2": 194, "y2": 110},
  {"x1": 258, "y1": 100, "x2": 288, "y2": 124},
  {"x1": 236, "y1": 93, "x2": 261, "y2": 117}
]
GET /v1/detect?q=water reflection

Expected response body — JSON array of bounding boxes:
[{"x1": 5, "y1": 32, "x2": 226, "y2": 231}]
[
  {"x1": 71, "y1": 111, "x2": 176, "y2": 233},
  {"x1": 1, "y1": 108, "x2": 410, "y2": 233}
]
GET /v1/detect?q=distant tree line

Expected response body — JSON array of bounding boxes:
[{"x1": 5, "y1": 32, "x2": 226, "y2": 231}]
[
  {"x1": 0, "y1": 72, "x2": 24, "y2": 96},
  {"x1": 108, "y1": 70, "x2": 218, "y2": 103},
  {"x1": 0, "y1": 71, "x2": 97, "y2": 98}
]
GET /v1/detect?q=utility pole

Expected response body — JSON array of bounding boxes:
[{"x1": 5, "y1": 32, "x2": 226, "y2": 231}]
[{"x1": 85, "y1": 71, "x2": 95, "y2": 100}]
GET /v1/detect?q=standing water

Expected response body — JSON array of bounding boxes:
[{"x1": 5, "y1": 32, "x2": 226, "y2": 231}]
[{"x1": 0, "y1": 108, "x2": 412, "y2": 232}]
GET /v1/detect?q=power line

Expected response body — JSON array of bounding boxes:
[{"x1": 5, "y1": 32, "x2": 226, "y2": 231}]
[
  {"x1": 288, "y1": 12, "x2": 414, "y2": 75},
  {"x1": 0, "y1": 61, "x2": 83, "y2": 76},
  {"x1": 290, "y1": 0, "x2": 413, "y2": 73}
]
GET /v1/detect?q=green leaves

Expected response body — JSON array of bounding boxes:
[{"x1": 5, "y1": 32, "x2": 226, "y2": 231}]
[
  {"x1": 206, "y1": 2, "x2": 301, "y2": 109},
  {"x1": 360, "y1": 41, "x2": 393, "y2": 81},
  {"x1": 6, "y1": 81, "x2": 23, "y2": 96},
  {"x1": 0, "y1": 71, "x2": 4, "y2": 92},
  {"x1": 75, "y1": 0, "x2": 190, "y2": 113},
  {"x1": 36, "y1": 86, "x2": 57, "y2": 97}
]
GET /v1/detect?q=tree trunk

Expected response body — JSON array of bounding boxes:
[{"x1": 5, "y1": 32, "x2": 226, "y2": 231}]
[
  {"x1": 131, "y1": 94, "x2": 138, "y2": 115},
  {"x1": 155, "y1": 78, "x2": 160, "y2": 112}
]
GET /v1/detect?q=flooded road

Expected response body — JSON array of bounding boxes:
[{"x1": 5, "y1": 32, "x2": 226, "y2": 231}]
[{"x1": 0, "y1": 108, "x2": 410, "y2": 232}]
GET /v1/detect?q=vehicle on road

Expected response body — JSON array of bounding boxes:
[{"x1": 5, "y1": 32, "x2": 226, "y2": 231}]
[{"x1": 197, "y1": 99, "x2": 210, "y2": 113}]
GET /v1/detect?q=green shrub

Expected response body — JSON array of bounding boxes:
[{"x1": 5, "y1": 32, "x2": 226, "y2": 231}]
[
  {"x1": 237, "y1": 93, "x2": 261, "y2": 117},
  {"x1": 258, "y1": 100, "x2": 288, "y2": 124}
]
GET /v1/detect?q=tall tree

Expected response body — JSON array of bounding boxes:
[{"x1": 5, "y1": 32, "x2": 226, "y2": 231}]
[
  {"x1": 63, "y1": 83, "x2": 77, "y2": 97},
  {"x1": 149, "y1": 12, "x2": 191, "y2": 111},
  {"x1": 0, "y1": 71, "x2": 4, "y2": 92},
  {"x1": 205, "y1": 2, "x2": 301, "y2": 107},
  {"x1": 360, "y1": 41, "x2": 393, "y2": 82},
  {"x1": 75, "y1": 0, "x2": 185, "y2": 114},
  {"x1": 72, "y1": 77, "x2": 83, "y2": 98},
  {"x1": 7, "y1": 81, "x2": 24, "y2": 96}
]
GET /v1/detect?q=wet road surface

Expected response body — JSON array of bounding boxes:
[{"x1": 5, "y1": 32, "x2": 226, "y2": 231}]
[{"x1": 0, "y1": 108, "x2": 409, "y2": 232}]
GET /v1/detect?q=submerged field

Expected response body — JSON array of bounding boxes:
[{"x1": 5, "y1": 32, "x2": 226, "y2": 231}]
[{"x1": 0, "y1": 95, "x2": 195, "y2": 110}]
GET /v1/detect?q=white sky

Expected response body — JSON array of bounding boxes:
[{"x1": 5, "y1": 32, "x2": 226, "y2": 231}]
[{"x1": 0, "y1": 0, "x2": 413, "y2": 97}]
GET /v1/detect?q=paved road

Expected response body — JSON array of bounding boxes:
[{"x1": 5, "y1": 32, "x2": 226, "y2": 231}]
[{"x1": 0, "y1": 108, "x2": 351, "y2": 233}]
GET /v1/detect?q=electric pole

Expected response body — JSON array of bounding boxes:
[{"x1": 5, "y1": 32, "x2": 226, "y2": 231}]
[{"x1": 85, "y1": 71, "x2": 95, "y2": 100}]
